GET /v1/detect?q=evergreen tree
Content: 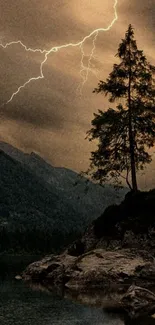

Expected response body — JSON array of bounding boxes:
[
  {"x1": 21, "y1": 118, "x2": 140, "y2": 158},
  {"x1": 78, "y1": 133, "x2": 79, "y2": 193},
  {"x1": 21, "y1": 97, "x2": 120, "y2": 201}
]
[{"x1": 87, "y1": 25, "x2": 155, "y2": 191}]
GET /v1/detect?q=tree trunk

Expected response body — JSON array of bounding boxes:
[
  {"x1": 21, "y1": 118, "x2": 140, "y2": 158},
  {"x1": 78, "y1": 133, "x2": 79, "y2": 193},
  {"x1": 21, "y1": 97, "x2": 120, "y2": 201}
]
[
  {"x1": 128, "y1": 43, "x2": 138, "y2": 192},
  {"x1": 129, "y1": 108, "x2": 138, "y2": 191}
]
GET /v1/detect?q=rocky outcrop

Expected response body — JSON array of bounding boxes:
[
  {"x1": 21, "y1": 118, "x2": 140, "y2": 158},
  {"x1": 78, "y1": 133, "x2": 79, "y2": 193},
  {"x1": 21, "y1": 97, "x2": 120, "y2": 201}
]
[
  {"x1": 23, "y1": 253, "x2": 76, "y2": 283},
  {"x1": 67, "y1": 190, "x2": 155, "y2": 256},
  {"x1": 23, "y1": 249, "x2": 155, "y2": 291}
]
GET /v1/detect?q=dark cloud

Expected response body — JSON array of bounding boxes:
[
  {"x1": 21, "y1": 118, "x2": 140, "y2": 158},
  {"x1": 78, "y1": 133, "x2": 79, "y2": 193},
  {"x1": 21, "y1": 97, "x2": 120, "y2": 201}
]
[{"x1": 0, "y1": 0, "x2": 155, "y2": 188}]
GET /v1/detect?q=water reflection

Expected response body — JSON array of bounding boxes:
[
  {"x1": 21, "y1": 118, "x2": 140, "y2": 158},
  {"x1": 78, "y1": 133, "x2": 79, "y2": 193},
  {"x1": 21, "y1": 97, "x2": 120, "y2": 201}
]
[
  {"x1": 0, "y1": 276, "x2": 124, "y2": 325},
  {"x1": 0, "y1": 254, "x2": 154, "y2": 325},
  {"x1": 30, "y1": 282, "x2": 124, "y2": 309},
  {"x1": 29, "y1": 282, "x2": 155, "y2": 325}
]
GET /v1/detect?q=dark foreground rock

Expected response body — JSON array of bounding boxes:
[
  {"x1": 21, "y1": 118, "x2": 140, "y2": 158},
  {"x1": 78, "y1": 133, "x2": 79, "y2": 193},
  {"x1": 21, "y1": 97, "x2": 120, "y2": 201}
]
[
  {"x1": 124, "y1": 316, "x2": 155, "y2": 325},
  {"x1": 122, "y1": 285, "x2": 155, "y2": 318}
]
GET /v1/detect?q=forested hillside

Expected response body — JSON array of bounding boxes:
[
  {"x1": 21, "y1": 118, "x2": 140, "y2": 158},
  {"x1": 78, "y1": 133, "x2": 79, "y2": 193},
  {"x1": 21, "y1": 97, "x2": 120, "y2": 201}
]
[{"x1": 0, "y1": 143, "x2": 127, "y2": 253}]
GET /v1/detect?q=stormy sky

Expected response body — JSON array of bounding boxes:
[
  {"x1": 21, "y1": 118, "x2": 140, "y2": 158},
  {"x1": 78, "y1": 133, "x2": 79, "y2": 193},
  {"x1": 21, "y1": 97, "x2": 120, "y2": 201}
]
[{"x1": 0, "y1": 0, "x2": 155, "y2": 188}]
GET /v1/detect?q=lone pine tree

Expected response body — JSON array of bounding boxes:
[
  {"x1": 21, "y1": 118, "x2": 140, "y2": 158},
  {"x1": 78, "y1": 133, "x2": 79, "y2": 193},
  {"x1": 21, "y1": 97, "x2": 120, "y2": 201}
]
[{"x1": 87, "y1": 24, "x2": 155, "y2": 191}]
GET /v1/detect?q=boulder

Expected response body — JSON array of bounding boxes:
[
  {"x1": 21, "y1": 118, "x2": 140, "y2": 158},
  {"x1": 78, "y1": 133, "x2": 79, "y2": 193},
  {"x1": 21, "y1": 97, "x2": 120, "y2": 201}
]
[
  {"x1": 23, "y1": 254, "x2": 76, "y2": 283},
  {"x1": 122, "y1": 285, "x2": 155, "y2": 318}
]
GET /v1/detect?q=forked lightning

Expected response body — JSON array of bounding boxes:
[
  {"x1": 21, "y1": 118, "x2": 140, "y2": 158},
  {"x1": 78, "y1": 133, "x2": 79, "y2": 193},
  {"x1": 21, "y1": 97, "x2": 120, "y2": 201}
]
[{"x1": 0, "y1": 0, "x2": 118, "y2": 105}]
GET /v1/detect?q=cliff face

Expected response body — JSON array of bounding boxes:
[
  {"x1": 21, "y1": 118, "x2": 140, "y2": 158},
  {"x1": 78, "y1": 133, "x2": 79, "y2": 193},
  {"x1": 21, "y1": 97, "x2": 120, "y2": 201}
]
[{"x1": 67, "y1": 190, "x2": 155, "y2": 256}]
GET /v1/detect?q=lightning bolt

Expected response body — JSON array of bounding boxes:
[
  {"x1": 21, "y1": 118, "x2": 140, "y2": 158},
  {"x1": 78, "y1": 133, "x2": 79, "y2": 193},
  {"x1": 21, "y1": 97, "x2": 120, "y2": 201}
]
[
  {"x1": 0, "y1": 0, "x2": 118, "y2": 105},
  {"x1": 77, "y1": 31, "x2": 99, "y2": 96}
]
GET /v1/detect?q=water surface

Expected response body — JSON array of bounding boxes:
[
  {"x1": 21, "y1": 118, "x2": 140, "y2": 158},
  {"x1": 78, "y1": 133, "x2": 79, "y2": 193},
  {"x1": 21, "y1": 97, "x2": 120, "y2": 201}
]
[{"x1": 0, "y1": 255, "x2": 152, "y2": 325}]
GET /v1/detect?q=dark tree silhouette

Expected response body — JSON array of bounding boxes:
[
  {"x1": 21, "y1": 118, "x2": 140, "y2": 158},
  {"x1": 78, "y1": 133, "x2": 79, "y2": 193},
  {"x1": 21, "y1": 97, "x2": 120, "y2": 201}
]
[{"x1": 87, "y1": 24, "x2": 155, "y2": 191}]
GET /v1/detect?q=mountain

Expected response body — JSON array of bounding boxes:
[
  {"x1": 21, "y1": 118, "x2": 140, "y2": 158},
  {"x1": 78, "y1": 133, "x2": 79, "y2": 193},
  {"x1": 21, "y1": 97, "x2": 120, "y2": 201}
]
[{"x1": 0, "y1": 141, "x2": 127, "y2": 253}]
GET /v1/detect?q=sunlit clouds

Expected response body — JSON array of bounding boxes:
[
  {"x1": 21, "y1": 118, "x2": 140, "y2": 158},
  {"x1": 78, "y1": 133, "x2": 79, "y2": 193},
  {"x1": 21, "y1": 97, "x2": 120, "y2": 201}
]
[{"x1": 0, "y1": 0, "x2": 155, "y2": 187}]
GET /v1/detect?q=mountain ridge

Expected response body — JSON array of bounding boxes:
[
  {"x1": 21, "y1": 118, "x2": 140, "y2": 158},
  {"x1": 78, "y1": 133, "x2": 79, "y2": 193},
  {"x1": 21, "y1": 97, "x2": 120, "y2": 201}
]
[{"x1": 0, "y1": 141, "x2": 127, "y2": 253}]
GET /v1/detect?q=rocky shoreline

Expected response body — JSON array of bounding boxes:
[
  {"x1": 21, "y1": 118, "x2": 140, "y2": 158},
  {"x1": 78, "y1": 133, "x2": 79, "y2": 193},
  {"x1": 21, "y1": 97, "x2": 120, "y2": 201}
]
[
  {"x1": 23, "y1": 249, "x2": 155, "y2": 289},
  {"x1": 22, "y1": 248, "x2": 155, "y2": 318},
  {"x1": 22, "y1": 190, "x2": 155, "y2": 318}
]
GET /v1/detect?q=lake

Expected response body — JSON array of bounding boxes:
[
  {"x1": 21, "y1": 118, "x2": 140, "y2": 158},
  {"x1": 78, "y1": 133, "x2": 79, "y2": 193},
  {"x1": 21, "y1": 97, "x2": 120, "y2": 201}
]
[{"x1": 0, "y1": 255, "x2": 152, "y2": 325}]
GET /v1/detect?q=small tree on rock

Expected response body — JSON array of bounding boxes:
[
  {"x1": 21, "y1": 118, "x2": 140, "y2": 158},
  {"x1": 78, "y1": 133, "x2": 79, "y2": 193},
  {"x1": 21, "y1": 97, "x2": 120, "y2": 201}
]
[{"x1": 87, "y1": 24, "x2": 155, "y2": 191}]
